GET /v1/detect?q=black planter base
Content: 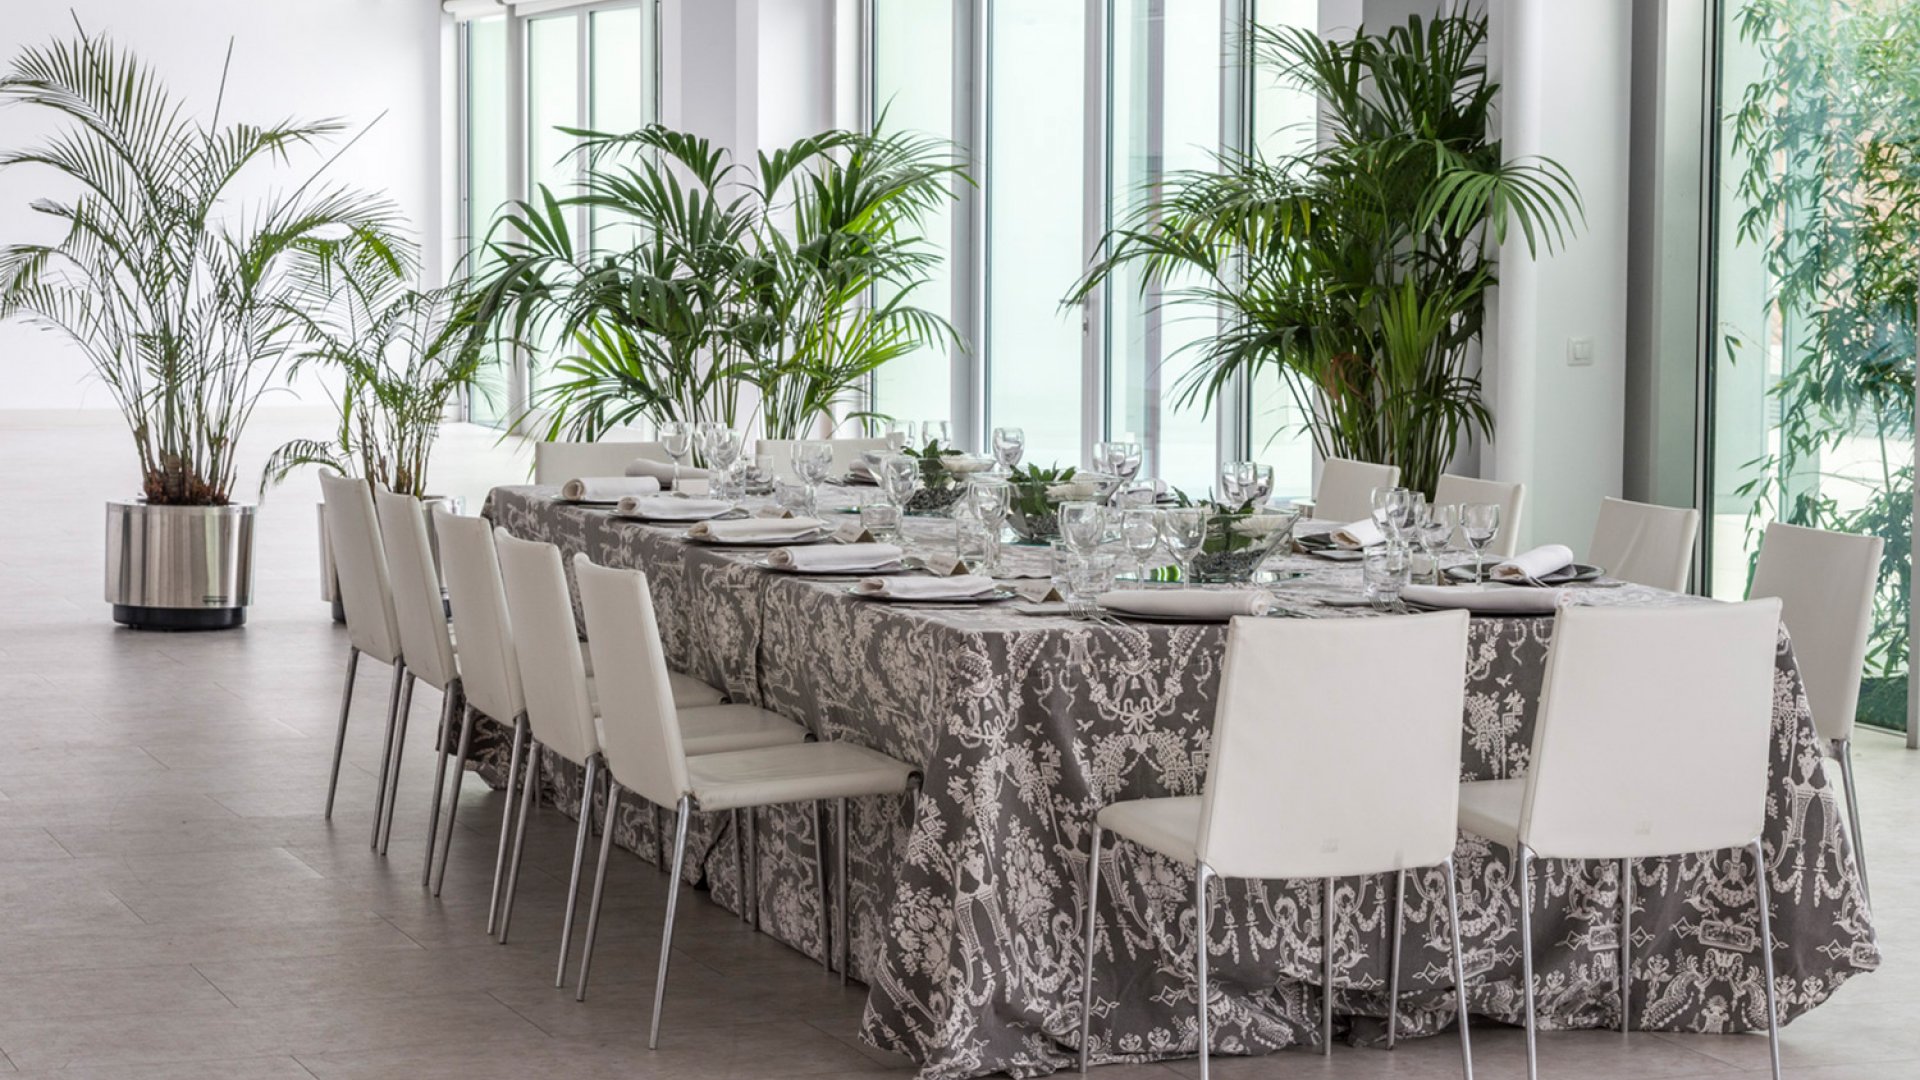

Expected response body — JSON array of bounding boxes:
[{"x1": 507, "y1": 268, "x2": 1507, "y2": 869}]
[{"x1": 112, "y1": 604, "x2": 248, "y2": 631}]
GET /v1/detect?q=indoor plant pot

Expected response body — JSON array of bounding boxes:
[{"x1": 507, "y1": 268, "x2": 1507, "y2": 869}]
[{"x1": 106, "y1": 500, "x2": 256, "y2": 630}]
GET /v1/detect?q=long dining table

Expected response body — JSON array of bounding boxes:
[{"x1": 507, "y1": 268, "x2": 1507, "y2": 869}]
[{"x1": 482, "y1": 484, "x2": 1877, "y2": 1080}]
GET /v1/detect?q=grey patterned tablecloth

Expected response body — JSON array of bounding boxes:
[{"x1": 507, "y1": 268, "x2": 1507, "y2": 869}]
[{"x1": 482, "y1": 485, "x2": 1876, "y2": 1080}]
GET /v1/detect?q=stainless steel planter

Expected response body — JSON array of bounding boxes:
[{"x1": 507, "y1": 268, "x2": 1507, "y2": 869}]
[{"x1": 105, "y1": 500, "x2": 256, "y2": 630}]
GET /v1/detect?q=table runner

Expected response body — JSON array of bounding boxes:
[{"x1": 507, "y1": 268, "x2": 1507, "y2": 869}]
[{"x1": 483, "y1": 485, "x2": 1877, "y2": 1079}]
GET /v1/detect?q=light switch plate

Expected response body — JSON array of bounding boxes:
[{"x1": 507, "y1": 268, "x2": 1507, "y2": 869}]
[{"x1": 1567, "y1": 337, "x2": 1595, "y2": 367}]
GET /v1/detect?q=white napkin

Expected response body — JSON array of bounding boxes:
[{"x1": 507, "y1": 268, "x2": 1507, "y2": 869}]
[
  {"x1": 624, "y1": 458, "x2": 708, "y2": 487},
  {"x1": 766, "y1": 542, "x2": 904, "y2": 573},
  {"x1": 687, "y1": 516, "x2": 828, "y2": 543},
  {"x1": 852, "y1": 575, "x2": 998, "y2": 600},
  {"x1": 615, "y1": 495, "x2": 734, "y2": 521},
  {"x1": 1333, "y1": 519, "x2": 1385, "y2": 549},
  {"x1": 1491, "y1": 544, "x2": 1575, "y2": 583},
  {"x1": 1402, "y1": 584, "x2": 1565, "y2": 615},
  {"x1": 1097, "y1": 589, "x2": 1273, "y2": 620},
  {"x1": 561, "y1": 476, "x2": 660, "y2": 502}
]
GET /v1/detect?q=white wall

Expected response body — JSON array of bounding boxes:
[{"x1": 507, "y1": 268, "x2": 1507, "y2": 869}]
[{"x1": 0, "y1": 0, "x2": 445, "y2": 414}]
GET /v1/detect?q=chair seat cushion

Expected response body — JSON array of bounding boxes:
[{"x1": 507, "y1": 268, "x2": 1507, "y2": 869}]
[
  {"x1": 668, "y1": 671, "x2": 727, "y2": 708},
  {"x1": 1097, "y1": 796, "x2": 1201, "y2": 864},
  {"x1": 1458, "y1": 778, "x2": 1526, "y2": 849},
  {"x1": 680, "y1": 703, "x2": 809, "y2": 755},
  {"x1": 687, "y1": 741, "x2": 917, "y2": 812}
]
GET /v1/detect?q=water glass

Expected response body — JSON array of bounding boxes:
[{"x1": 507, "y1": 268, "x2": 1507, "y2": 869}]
[
  {"x1": 859, "y1": 498, "x2": 901, "y2": 542},
  {"x1": 1157, "y1": 507, "x2": 1208, "y2": 580},
  {"x1": 881, "y1": 453, "x2": 920, "y2": 508},
  {"x1": 1418, "y1": 502, "x2": 1460, "y2": 584},
  {"x1": 991, "y1": 426, "x2": 1025, "y2": 475},
  {"x1": 1068, "y1": 552, "x2": 1119, "y2": 616},
  {"x1": 1048, "y1": 540, "x2": 1075, "y2": 598},
  {"x1": 659, "y1": 420, "x2": 692, "y2": 488},
  {"x1": 1462, "y1": 503, "x2": 1502, "y2": 582},
  {"x1": 957, "y1": 520, "x2": 1000, "y2": 576},
  {"x1": 772, "y1": 476, "x2": 813, "y2": 518},
  {"x1": 964, "y1": 476, "x2": 1012, "y2": 528},
  {"x1": 1094, "y1": 440, "x2": 1143, "y2": 485},
  {"x1": 1058, "y1": 501, "x2": 1108, "y2": 558},
  {"x1": 1121, "y1": 508, "x2": 1159, "y2": 580},
  {"x1": 1363, "y1": 544, "x2": 1413, "y2": 610},
  {"x1": 698, "y1": 423, "x2": 742, "y2": 474}
]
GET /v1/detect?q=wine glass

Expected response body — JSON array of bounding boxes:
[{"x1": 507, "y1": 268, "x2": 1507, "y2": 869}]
[
  {"x1": 1157, "y1": 507, "x2": 1208, "y2": 581},
  {"x1": 1418, "y1": 502, "x2": 1460, "y2": 584},
  {"x1": 658, "y1": 420, "x2": 692, "y2": 490},
  {"x1": 1121, "y1": 507, "x2": 1159, "y2": 580},
  {"x1": 1218, "y1": 462, "x2": 1250, "y2": 507},
  {"x1": 705, "y1": 428, "x2": 743, "y2": 499},
  {"x1": 957, "y1": 518, "x2": 999, "y2": 576},
  {"x1": 1462, "y1": 503, "x2": 1501, "y2": 583},
  {"x1": 1244, "y1": 463, "x2": 1274, "y2": 505},
  {"x1": 1219, "y1": 461, "x2": 1273, "y2": 509},
  {"x1": 886, "y1": 420, "x2": 917, "y2": 453},
  {"x1": 1094, "y1": 440, "x2": 1143, "y2": 487},
  {"x1": 921, "y1": 420, "x2": 951, "y2": 449},
  {"x1": 964, "y1": 477, "x2": 1011, "y2": 527},
  {"x1": 1058, "y1": 502, "x2": 1108, "y2": 558},
  {"x1": 1370, "y1": 486, "x2": 1415, "y2": 541},
  {"x1": 991, "y1": 426, "x2": 1025, "y2": 476},
  {"x1": 792, "y1": 440, "x2": 834, "y2": 515},
  {"x1": 880, "y1": 453, "x2": 920, "y2": 510}
]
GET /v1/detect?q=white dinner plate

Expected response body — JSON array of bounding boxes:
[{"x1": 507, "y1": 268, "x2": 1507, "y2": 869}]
[
  {"x1": 846, "y1": 586, "x2": 1016, "y2": 604},
  {"x1": 755, "y1": 557, "x2": 906, "y2": 575},
  {"x1": 687, "y1": 529, "x2": 829, "y2": 546}
]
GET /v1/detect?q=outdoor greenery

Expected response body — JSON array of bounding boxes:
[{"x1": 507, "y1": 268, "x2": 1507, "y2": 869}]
[
  {"x1": 0, "y1": 25, "x2": 406, "y2": 505},
  {"x1": 1071, "y1": 7, "x2": 1582, "y2": 496},
  {"x1": 473, "y1": 122, "x2": 963, "y2": 441},
  {"x1": 1725, "y1": 0, "x2": 1920, "y2": 726}
]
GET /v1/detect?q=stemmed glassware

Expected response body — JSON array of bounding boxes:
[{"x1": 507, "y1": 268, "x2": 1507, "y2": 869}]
[
  {"x1": 1121, "y1": 507, "x2": 1159, "y2": 580},
  {"x1": 962, "y1": 477, "x2": 1011, "y2": 573},
  {"x1": 921, "y1": 420, "x2": 952, "y2": 448},
  {"x1": 1219, "y1": 461, "x2": 1274, "y2": 508},
  {"x1": 697, "y1": 423, "x2": 743, "y2": 498},
  {"x1": 1370, "y1": 486, "x2": 1417, "y2": 541},
  {"x1": 1094, "y1": 440, "x2": 1143, "y2": 490},
  {"x1": 1058, "y1": 502, "x2": 1108, "y2": 559},
  {"x1": 1157, "y1": 507, "x2": 1208, "y2": 581},
  {"x1": 659, "y1": 420, "x2": 692, "y2": 490},
  {"x1": 991, "y1": 426, "x2": 1025, "y2": 476},
  {"x1": 791, "y1": 440, "x2": 834, "y2": 517},
  {"x1": 886, "y1": 420, "x2": 917, "y2": 453},
  {"x1": 1418, "y1": 502, "x2": 1460, "y2": 584},
  {"x1": 880, "y1": 453, "x2": 920, "y2": 511},
  {"x1": 1461, "y1": 503, "x2": 1501, "y2": 583}
]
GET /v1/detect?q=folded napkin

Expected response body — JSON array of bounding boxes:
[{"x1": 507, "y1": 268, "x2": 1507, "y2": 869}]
[
  {"x1": 1333, "y1": 519, "x2": 1385, "y2": 549},
  {"x1": 624, "y1": 458, "x2": 708, "y2": 487},
  {"x1": 1097, "y1": 589, "x2": 1274, "y2": 620},
  {"x1": 1491, "y1": 544, "x2": 1575, "y2": 583},
  {"x1": 561, "y1": 476, "x2": 660, "y2": 502},
  {"x1": 852, "y1": 575, "x2": 999, "y2": 600},
  {"x1": 1401, "y1": 584, "x2": 1564, "y2": 615},
  {"x1": 615, "y1": 495, "x2": 734, "y2": 521},
  {"x1": 687, "y1": 516, "x2": 828, "y2": 543},
  {"x1": 766, "y1": 542, "x2": 903, "y2": 573}
]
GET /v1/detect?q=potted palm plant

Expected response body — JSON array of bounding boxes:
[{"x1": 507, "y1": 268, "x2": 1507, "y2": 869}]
[
  {"x1": 1072, "y1": 9, "x2": 1583, "y2": 496},
  {"x1": 0, "y1": 27, "x2": 405, "y2": 629}
]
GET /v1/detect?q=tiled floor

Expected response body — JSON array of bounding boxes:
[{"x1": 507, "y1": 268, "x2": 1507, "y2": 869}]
[{"x1": 0, "y1": 412, "x2": 1915, "y2": 1079}]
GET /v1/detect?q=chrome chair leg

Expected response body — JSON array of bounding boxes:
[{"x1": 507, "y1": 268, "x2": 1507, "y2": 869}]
[
  {"x1": 1077, "y1": 822, "x2": 1103, "y2": 1075},
  {"x1": 1751, "y1": 838, "x2": 1783, "y2": 1080},
  {"x1": 324, "y1": 646, "x2": 360, "y2": 819},
  {"x1": 369, "y1": 662, "x2": 408, "y2": 848},
  {"x1": 1835, "y1": 738, "x2": 1869, "y2": 904},
  {"x1": 421, "y1": 684, "x2": 460, "y2": 887},
  {"x1": 486, "y1": 714, "x2": 528, "y2": 935},
  {"x1": 649, "y1": 795, "x2": 693, "y2": 1048},
  {"x1": 432, "y1": 704, "x2": 475, "y2": 897},
  {"x1": 1443, "y1": 857, "x2": 1475, "y2": 1080},
  {"x1": 557, "y1": 754, "x2": 601, "y2": 989},
  {"x1": 1387, "y1": 868, "x2": 1405, "y2": 1050},
  {"x1": 376, "y1": 670, "x2": 416, "y2": 854},
  {"x1": 1620, "y1": 857, "x2": 1634, "y2": 1030},
  {"x1": 835, "y1": 797, "x2": 850, "y2": 985},
  {"x1": 575, "y1": 774, "x2": 621, "y2": 1002},
  {"x1": 1517, "y1": 845, "x2": 1538, "y2": 1080},
  {"x1": 1194, "y1": 863, "x2": 1214, "y2": 1080},
  {"x1": 497, "y1": 737, "x2": 540, "y2": 945},
  {"x1": 1322, "y1": 876, "x2": 1336, "y2": 1056},
  {"x1": 814, "y1": 800, "x2": 831, "y2": 974}
]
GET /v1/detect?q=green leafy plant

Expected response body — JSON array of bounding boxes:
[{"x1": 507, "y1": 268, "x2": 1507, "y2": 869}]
[
  {"x1": 472, "y1": 122, "x2": 963, "y2": 441},
  {"x1": 0, "y1": 24, "x2": 407, "y2": 505},
  {"x1": 1070, "y1": 7, "x2": 1582, "y2": 496},
  {"x1": 1004, "y1": 463, "x2": 1084, "y2": 543}
]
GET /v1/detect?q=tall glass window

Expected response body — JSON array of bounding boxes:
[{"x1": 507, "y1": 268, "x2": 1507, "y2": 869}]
[
  {"x1": 462, "y1": 16, "x2": 511, "y2": 425},
  {"x1": 1707, "y1": 0, "x2": 1915, "y2": 733}
]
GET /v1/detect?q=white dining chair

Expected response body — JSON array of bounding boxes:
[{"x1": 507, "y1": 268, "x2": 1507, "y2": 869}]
[
  {"x1": 1749, "y1": 521, "x2": 1882, "y2": 902},
  {"x1": 1078, "y1": 611, "x2": 1475, "y2": 1079},
  {"x1": 572, "y1": 553, "x2": 920, "y2": 1045},
  {"x1": 1314, "y1": 457, "x2": 1402, "y2": 523},
  {"x1": 429, "y1": 507, "x2": 524, "y2": 898},
  {"x1": 754, "y1": 437, "x2": 890, "y2": 482},
  {"x1": 533, "y1": 439, "x2": 669, "y2": 484},
  {"x1": 1587, "y1": 497, "x2": 1699, "y2": 593},
  {"x1": 1434, "y1": 474, "x2": 1526, "y2": 557},
  {"x1": 1456, "y1": 599, "x2": 1784, "y2": 1080},
  {"x1": 493, "y1": 532, "x2": 798, "y2": 989},
  {"x1": 318, "y1": 473, "x2": 409, "y2": 838},
  {"x1": 372, "y1": 489, "x2": 462, "y2": 869}
]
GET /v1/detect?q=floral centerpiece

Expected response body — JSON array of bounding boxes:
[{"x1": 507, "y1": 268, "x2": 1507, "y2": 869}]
[
  {"x1": 1006, "y1": 464, "x2": 1100, "y2": 543},
  {"x1": 1177, "y1": 493, "x2": 1301, "y2": 583}
]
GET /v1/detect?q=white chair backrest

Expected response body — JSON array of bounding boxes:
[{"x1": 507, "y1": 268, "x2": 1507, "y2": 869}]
[
  {"x1": 1196, "y1": 611, "x2": 1471, "y2": 880},
  {"x1": 533, "y1": 440, "x2": 669, "y2": 484},
  {"x1": 493, "y1": 530, "x2": 599, "y2": 766},
  {"x1": 434, "y1": 508, "x2": 525, "y2": 724},
  {"x1": 373, "y1": 490, "x2": 459, "y2": 692},
  {"x1": 318, "y1": 472, "x2": 402, "y2": 665},
  {"x1": 1434, "y1": 474, "x2": 1526, "y2": 557},
  {"x1": 754, "y1": 438, "x2": 890, "y2": 482},
  {"x1": 1314, "y1": 457, "x2": 1402, "y2": 523},
  {"x1": 1587, "y1": 496, "x2": 1699, "y2": 593},
  {"x1": 574, "y1": 555, "x2": 692, "y2": 809},
  {"x1": 1520, "y1": 599, "x2": 1782, "y2": 860},
  {"x1": 1749, "y1": 522, "x2": 1882, "y2": 744}
]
